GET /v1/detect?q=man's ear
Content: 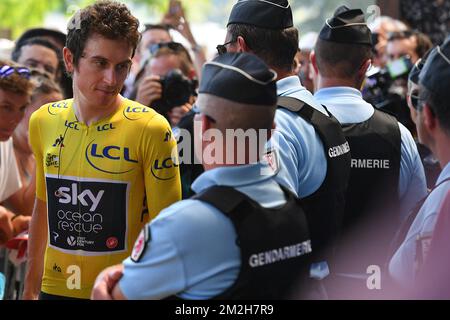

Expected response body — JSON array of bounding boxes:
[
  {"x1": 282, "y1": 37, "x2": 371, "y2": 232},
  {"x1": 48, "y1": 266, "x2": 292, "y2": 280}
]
[
  {"x1": 201, "y1": 113, "x2": 213, "y2": 132},
  {"x1": 423, "y1": 103, "x2": 437, "y2": 132},
  {"x1": 358, "y1": 59, "x2": 372, "y2": 79},
  {"x1": 310, "y1": 51, "x2": 319, "y2": 75},
  {"x1": 236, "y1": 36, "x2": 250, "y2": 53},
  {"x1": 63, "y1": 47, "x2": 75, "y2": 74}
]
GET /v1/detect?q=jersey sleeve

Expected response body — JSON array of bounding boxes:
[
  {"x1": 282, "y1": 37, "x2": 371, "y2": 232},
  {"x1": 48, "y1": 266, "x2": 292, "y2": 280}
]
[
  {"x1": 29, "y1": 109, "x2": 47, "y2": 202},
  {"x1": 141, "y1": 114, "x2": 181, "y2": 220}
]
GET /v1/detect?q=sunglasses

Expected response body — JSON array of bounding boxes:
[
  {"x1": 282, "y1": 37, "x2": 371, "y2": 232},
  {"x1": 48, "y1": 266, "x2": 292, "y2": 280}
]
[
  {"x1": 387, "y1": 30, "x2": 415, "y2": 42},
  {"x1": 0, "y1": 66, "x2": 31, "y2": 79},
  {"x1": 149, "y1": 41, "x2": 187, "y2": 56},
  {"x1": 409, "y1": 94, "x2": 419, "y2": 110},
  {"x1": 216, "y1": 39, "x2": 235, "y2": 55}
]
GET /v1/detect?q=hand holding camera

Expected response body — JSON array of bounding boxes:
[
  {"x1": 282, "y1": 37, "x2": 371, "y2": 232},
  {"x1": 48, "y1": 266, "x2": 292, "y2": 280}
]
[{"x1": 136, "y1": 75, "x2": 163, "y2": 108}]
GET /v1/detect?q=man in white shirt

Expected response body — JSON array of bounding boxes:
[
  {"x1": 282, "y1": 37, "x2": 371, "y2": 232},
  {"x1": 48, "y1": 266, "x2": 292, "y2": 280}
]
[{"x1": 0, "y1": 61, "x2": 33, "y2": 245}]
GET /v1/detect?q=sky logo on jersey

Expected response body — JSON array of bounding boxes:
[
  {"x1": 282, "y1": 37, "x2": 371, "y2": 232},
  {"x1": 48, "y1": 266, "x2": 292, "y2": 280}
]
[
  {"x1": 46, "y1": 176, "x2": 128, "y2": 254},
  {"x1": 151, "y1": 157, "x2": 179, "y2": 181},
  {"x1": 85, "y1": 140, "x2": 138, "y2": 175},
  {"x1": 123, "y1": 105, "x2": 152, "y2": 121},
  {"x1": 48, "y1": 101, "x2": 69, "y2": 115}
]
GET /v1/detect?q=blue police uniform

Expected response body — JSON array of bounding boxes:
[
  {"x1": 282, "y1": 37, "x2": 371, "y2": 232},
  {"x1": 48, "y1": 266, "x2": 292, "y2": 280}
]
[
  {"x1": 118, "y1": 162, "x2": 286, "y2": 299},
  {"x1": 389, "y1": 163, "x2": 450, "y2": 289},
  {"x1": 269, "y1": 76, "x2": 328, "y2": 197},
  {"x1": 315, "y1": 87, "x2": 427, "y2": 219}
]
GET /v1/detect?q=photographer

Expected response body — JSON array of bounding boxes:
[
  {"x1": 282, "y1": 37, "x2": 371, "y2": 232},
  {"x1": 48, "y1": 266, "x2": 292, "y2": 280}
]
[
  {"x1": 364, "y1": 30, "x2": 433, "y2": 134},
  {"x1": 135, "y1": 42, "x2": 197, "y2": 126},
  {"x1": 135, "y1": 42, "x2": 203, "y2": 199}
]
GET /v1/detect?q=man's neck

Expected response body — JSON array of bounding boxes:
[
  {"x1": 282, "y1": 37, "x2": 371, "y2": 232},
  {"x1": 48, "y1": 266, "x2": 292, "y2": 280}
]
[
  {"x1": 434, "y1": 135, "x2": 450, "y2": 170},
  {"x1": 317, "y1": 76, "x2": 361, "y2": 91},
  {"x1": 273, "y1": 68, "x2": 294, "y2": 82},
  {"x1": 73, "y1": 95, "x2": 122, "y2": 126}
]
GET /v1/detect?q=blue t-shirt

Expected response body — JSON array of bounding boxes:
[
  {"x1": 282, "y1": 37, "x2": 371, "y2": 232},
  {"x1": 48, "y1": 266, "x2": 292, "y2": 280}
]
[{"x1": 118, "y1": 162, "x2": 286, "y2": 300}]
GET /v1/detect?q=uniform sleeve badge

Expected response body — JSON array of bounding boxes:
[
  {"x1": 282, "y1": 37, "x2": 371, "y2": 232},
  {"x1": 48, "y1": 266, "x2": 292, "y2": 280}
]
[{"x1": 131, "y1": 224, "x2": 150, "y2": 263}]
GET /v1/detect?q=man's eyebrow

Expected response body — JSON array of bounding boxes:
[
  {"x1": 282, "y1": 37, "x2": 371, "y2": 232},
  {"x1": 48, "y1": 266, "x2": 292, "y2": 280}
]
[
  {"x1": 24, "y1": 58, "x2": 40, "y2": 63},
  {"x1": 90, "y1": 56, "x2": 132, "y2": 65}
]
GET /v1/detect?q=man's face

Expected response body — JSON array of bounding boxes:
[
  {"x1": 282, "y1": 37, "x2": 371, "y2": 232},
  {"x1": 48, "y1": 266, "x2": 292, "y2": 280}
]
[
  {"x1": 387, "y1": 37, "x2": 419, "y2": 64},
  {"x1": 68, "y1": 34, "x2": 133, "y2": 109},
  {"x1": 148, "y1": 54, "x2": 182, "y2": 77},
  {"x1": 140, "y1": 29, "x2": 172, "y2": 57},
  {"x1": 0, "y1": 89, "x2": 29, "y2": 141},
  {"x1": 15, "y1": 91, "x2": 63, "y2": 147},
  {"x1": 18, "y1": 44, "x2": 59, "y2": 79},
  {"x1": 297, "y1": 50, "x2": 314, "y2": 92},
  {"x1": 416, "y1": 107, "x2": 431, "y2": 146},
  {"x1": 222, "y1": 31, "x2": 240, "y2": 54},
  {"x1": 407, "y1": 82, "x2": 420, "y2": 125}
]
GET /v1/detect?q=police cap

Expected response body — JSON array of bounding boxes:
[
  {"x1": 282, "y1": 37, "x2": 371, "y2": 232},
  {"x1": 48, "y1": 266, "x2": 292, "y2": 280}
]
[{"x1": 199, "y1": 52, "x2": 277, "y2": 106}]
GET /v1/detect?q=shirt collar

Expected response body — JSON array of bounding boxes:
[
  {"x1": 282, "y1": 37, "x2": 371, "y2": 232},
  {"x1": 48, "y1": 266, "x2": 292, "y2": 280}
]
[
  {"x1": 315, "y1": 86, "x2": 363, "y2": 100},
  {"x1": 437, "y1": 162, "x2": 450, "y2": 186},
  {"x1": 192, "y1": 162, "x2": 276, "y2": 194},
  {"x1": 276, "y1": 76, "x2": 307, "y2": 96}
]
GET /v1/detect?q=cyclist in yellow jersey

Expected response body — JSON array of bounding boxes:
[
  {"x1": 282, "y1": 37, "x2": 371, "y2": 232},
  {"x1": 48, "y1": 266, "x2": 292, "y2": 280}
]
[{"x1": 23, "y1": 1, "x2": 181, "y2": 300}]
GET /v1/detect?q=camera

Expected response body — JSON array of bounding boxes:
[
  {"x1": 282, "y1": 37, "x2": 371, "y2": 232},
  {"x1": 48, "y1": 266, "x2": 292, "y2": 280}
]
[
  {"x1": 363, "y1": 56, "x2": 413, "y2": 108},
  {"x1": 152, "y1": 69, "x2": 198, "y2": 116},
  {"x1": 363, "y1": 55, "x2": 415, "y2": 131}
]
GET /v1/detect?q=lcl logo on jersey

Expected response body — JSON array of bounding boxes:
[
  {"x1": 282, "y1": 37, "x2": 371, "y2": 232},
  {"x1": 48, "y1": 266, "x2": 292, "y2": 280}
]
[
  {"x1": 47, "y1": 101, "x2": 69, "y2": 116},
  {"x1": 85, "y1": 140, "x2": 138, "y2": 174},
  {"x1": 97, "y1": 123, "x2": 116, "y2": 132},
  {"x1": 123, "y1": 105, "x2": 151, "y2": 121},
  {"x1": 151, "y1": 157, "x2": 179, "y2": 181}
]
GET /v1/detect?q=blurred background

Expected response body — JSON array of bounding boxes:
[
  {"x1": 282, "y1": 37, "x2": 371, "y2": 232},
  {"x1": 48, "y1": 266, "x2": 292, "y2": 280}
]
[{"x1": 1, "y1": 0, "x2": 449, "y2": 59}]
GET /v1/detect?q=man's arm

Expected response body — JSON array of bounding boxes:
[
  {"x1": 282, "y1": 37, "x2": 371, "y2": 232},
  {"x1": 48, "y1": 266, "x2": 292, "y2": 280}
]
[
  {"x1": 143, "y1": 114, "x2": 181, "y2": 220},
  {"x1": 91, "y1": 264, "x2": 127, "y2": 300},
  {"x1": 0, "y1": 205, "x2": 30, "y2": 245},
  {"x1": 22, "y1": 199, "x2": 47, "y2": 300},
  {"x1": 4, "y1": 170, "x2": 36, "y2": 216}
]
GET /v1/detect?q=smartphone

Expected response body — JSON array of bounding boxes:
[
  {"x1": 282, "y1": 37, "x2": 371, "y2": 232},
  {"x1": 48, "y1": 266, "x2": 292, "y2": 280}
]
[{"x1": 387, "y1": 56, "x2": 413, "y2": 79}]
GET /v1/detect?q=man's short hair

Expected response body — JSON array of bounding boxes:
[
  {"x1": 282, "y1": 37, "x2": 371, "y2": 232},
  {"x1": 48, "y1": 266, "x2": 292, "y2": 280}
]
[
  {"x1": 11, "y1": 37, "x2": 62, "y2": 63},
  {"x1": 0, "y1": 60, "x2": 34, "y2": 96},
  {"x1": 387, "y1": 30, "x2": 433, "y2": 59},
  {"x1": 152, "y1": 43, "x2": 194, "y2": 77},
  {"x1": 143, "y1": 24, "x2": 171, "y2": 34},
  {"x1": 66, "y1": 0, "x2": 140, "y2": 67},
  {"x1": 30, "y1": 69, "x2": 62, "y2": 100},
  {"x1": 314, "y1": 38, "x2": 373, "y2": 78},
  {"x1": 419, "y1": 85, "x2": 450, "y2": 134},
  {"x1": 227, "y1": 24, "x2": 299, "y2": 72}
]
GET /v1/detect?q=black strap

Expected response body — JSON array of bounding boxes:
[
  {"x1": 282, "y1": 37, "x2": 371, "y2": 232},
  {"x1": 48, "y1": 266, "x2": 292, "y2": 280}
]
[
  {"x1": 192, "y1": 185, "x2": 246, "y2": 213},
  {"x1": 277, "y1": 96, "x2": 305, "y2": 113},
  {"x1": 192, "y1": 184, "x2": 298, "y2": 222}
]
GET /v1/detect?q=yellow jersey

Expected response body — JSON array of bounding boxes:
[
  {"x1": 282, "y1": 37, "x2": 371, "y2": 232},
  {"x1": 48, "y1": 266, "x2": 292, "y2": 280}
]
[{"x1": 29, "y1": 98, "x2": 181, "y2": 299}]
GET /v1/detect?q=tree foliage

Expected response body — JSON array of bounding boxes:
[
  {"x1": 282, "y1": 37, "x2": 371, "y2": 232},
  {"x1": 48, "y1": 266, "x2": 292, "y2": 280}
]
[{"x1": 0, "y1": 0, "x2": 209, "y2": 39}]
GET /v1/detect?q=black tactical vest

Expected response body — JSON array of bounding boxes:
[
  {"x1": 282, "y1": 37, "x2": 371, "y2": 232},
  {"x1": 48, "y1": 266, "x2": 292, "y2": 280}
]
[
  {"x1": 328, "y1": 109, "x2": 402, "y2": 287},
  {"x1": 185, "y1": 184, "x2": 313, "y2": 299},
  {"x1": 341, "y1": 109, "x2": 401, "y2": 233},
  {"x1": 277, "y1": 97, "x2": 351, "y2": 256}
]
